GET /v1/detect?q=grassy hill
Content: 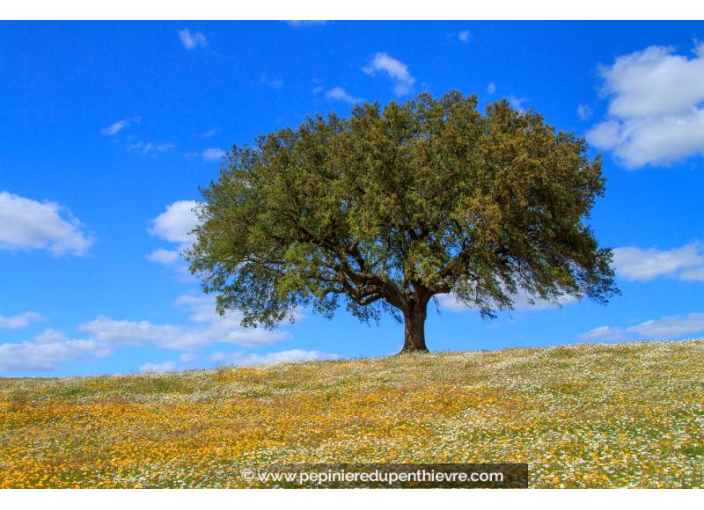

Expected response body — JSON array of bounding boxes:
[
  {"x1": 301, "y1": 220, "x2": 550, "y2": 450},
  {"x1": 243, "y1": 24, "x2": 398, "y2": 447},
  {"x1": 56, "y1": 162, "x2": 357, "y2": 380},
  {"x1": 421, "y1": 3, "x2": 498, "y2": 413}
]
[{"x1": 1, "y1": 340, "x2": 702, "y2": 488}]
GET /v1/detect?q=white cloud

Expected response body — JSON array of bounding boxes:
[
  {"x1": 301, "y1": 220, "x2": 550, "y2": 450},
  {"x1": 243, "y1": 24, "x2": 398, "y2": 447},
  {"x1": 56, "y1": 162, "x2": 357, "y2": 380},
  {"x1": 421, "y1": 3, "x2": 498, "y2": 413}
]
[
  {"x1": 0, "y1": 191, "x2": 92, "y2": 256},
  {"x1": 508, "y1": 95, "x2": 527, "y2": 113},
  {"x1": 325, "y1": 86, "x2": 362, "y2": 104},
  {"x1": 0, "y1": 329, "x2": 109, "y2": 374},
  {"x1": 577, "y1": 104, "x2": 593, "y2": 121},
  {"x1": 149, "y1": 200, "x2": 199, "y2": 245},
  {"x1": 139, "y1": 360, "x2": 177, "y2": 373},
  {"x1": 628, "y1": 313, "x2": 704, "y2": 338},
  {"x1": 79, "y1": 293, "x2": 285, "y2": 351},
  {"x1": 179, "y1": 352, "x2": 198, "y2": 363},
  {"x1": 33, "y1": 328, "x2": 66, "y2": 343},
  {"x1": 458, "y1": 30, "x2": 470, "y2": 43},
  {"x1": 201, "y1": 148, "x2": 227, "y2": 162},
  {"x1": 437, "y1": 289, "x2": 577, "y2": 313},
  {"x1": 681, "y1": 267, "x2": 704, "y2": 282},
  {"x1": 200, "y1": 128, "x2": 218, "y2": 138},
  {"x1": 127, "y1": 141, "x2": 175, "y2": 155},
  {"x1": 363, "y1": 53, "x2": 416, "y2": 96},
  {"x1": 260, "y1": 75, "x2": 283, "y2": 89},
  {"x1": 586, "y1": 43, "x2": 704, "y2": 168},
  {"x1": 579, "y1": 325, "x2": 629, "y2": 343},
  {"x1": 581, "y1": 312, "x2": 704, "y2": 343},
  {"x1": 0, "y1": 311, "x2": 44, "y2": 329},
  {"x1": 147, "y1": 248, "x2": 180, "y2": 265},
  {"x1": 100, "y1": 116, "x2": 139, "y2": 136},
  {"x1": 487, "y1": 82, "x2": 496, "y2": 95},
  {"x1": 147, "y1": 201, "x2": 201, "y2": 279},
  {"x1": 612, "y1": 243, "x2": 704, "y2": 282},
  {"x1": 286, "y1": 21, "x2": 327, "y2": 27},
  {"x1": 0, "y1": 293, "x2": 287, "y2": 375},
  {"x1": 178, "y1": 28, "x2": 207, "y2": 50},
  {"x1": 210, "y1": 349, "x2": 338, "y2": 367},
  {"x1": 137, "y1": 348, "x2": 333, "y2": 374}
]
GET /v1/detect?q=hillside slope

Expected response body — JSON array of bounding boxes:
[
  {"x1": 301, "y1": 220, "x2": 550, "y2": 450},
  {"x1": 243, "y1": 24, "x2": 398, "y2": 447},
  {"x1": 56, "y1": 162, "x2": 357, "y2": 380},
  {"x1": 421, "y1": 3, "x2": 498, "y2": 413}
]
[{"x1": 1, "y1": 340, "x2": 702, "y2": 488}]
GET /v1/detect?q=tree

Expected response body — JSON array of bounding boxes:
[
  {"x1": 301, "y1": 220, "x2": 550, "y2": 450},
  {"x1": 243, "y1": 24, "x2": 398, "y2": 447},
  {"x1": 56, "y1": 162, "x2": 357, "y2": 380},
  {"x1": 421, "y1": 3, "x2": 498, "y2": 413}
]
[{"x1": 186, "y1": 91, "x2": 617, "y2": 353}]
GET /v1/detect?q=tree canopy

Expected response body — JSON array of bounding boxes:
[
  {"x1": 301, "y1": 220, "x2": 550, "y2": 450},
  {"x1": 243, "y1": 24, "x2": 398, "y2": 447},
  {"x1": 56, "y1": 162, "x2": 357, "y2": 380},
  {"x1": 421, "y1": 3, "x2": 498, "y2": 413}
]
[{"x1": 186, "y1": 91, "x2": 617, "y2": 352}]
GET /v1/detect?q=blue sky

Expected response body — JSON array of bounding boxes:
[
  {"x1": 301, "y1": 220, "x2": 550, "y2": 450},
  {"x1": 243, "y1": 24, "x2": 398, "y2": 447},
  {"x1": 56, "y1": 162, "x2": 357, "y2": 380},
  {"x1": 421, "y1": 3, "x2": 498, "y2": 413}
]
[{"x1": 2, "y1": 21, "x2": 704, "y2": 376}]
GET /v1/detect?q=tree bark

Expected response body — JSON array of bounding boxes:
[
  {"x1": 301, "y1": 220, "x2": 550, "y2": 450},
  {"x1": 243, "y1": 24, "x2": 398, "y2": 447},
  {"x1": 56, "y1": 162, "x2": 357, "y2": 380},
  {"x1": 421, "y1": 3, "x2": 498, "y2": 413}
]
[{"x1": 400, "y1": 301, "x2": 429, "y2": 353}]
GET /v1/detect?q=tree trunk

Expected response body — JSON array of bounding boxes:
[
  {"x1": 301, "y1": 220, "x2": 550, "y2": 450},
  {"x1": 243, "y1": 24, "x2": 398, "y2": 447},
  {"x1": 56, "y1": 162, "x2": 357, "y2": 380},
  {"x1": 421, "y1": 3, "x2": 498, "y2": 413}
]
[{"x1": 400, "y1": 302, "x2": 429, "y2": 353}]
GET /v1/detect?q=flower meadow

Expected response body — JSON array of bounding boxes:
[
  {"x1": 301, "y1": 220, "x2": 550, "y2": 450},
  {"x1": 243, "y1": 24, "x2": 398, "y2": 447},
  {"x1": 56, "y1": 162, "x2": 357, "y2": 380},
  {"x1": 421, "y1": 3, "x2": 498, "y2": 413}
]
[{"x1": 0, "y1": 340, "x2": 702, "y2": 488}]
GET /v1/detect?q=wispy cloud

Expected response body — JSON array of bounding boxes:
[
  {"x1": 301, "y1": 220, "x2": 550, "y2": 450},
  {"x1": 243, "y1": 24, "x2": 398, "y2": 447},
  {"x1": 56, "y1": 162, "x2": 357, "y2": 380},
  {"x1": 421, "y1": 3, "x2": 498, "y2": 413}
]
[
  {"x1": 286, "y1": 21, "x2": 327, "y2": 27},
  {"x1": 138, "y1": 360, "x2": 177, "y2": 373},
  {"x1": 127, "y1": 141, "x2": 175, "y2": 155},
  {"x1": 325, "y1": 86, "x2": 362, "y2": 104},
  {"x1": 363, "y1": 52, "x2": 416, "y2": 96},
  {"x1": 178, "y1": 28, "x2": 207, "y2": 50},
  {"x1": 201, "y1": 148, "x2": 226, "y2": 161},
  {"x1": 260, "y1": 75, "x2": 283, "y2": 89},
  {"x1": 0, "y1": 311, "x2": 45, "y2": 329},
  {"x1": 100, "y1": 116, "x2": 140, "y2": 136},
  {"x1": 487, "y1": 82, "x2": 496, "y2": 95},
  {"x1": 210, "y1": 349, "x2": 339, "y2": 367},
  {"x1": 577, "y1": 104, "x2": 593, "y2": 121},
  {"x1": 581, "y1": 312, "x2": 704, "y2": 343},
  {"x1": 458, "y1": 29, "x2": 471, "y2": 43},
  {"x1": 508, "y1": 95, "x2": 527, "y2": 113},
  {"x1": 437, "y1": 289, "x2": 577, "y2": 313}
]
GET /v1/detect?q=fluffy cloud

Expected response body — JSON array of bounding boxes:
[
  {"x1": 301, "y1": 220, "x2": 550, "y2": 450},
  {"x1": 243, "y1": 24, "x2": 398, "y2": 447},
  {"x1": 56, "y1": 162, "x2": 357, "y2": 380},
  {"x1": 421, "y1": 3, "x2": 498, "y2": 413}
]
[
  {"x1": 0, "y1": 293, "x2": 285, "y2": 374},
  {"x1": 587, "y1": 43, "x2": 704, "y2": 168},
  {"x1": 0, "y1": 311, "x2": 44, "y2": 329},
  {"x1": 79, "y1": 293, "x2": 285, "y2": 351},
  {"x1": 581, "y1": 312, "x2": 704, "y2": 343},
  {"x1": 178, "y1": 29, "x2": 207, "y2": 50},
  {"x1": 363, "y1": 53, "x2": 416, "y2": 96},
  {"x1": 210, "y1": 349, "x2": 339, "y2": 366},
  {"x1": 436, "y1": 289, "x2": 577, "y2": 313},
  {"x1": 325, "y1": 86, "x2": 362, "y2": 104},
  {"x1": 147, "y1": 200, "x2": 201, "y2": 280},
  {"x1": 149, "y1": 200, "x2": 199, "y2": 245},
  {"x1": 0, "y1": 330, "x2": 109, "y2": 374},
  {"x1": 0, "y1": 191, "x2": 92, "y2": 256},
  {"x1": 137, "y1": 348, "x2": 336, "y2": 374},
  {"x1": 612, "y1": 243, "x2": 704, "y2": 282}
]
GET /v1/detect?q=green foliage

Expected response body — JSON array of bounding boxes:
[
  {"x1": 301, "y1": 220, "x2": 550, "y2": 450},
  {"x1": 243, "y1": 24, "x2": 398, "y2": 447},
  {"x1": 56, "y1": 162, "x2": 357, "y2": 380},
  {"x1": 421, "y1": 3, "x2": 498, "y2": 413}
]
[{"x1": 186, "y1": 91, "x2": 617, "y2": 335}]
